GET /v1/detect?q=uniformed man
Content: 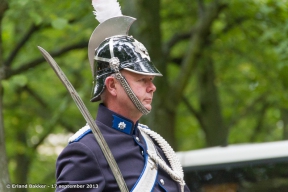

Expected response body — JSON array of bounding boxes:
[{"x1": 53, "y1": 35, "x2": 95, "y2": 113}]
[{"x1": 55, "y1": 1, "x2": 190, "y2": 192}]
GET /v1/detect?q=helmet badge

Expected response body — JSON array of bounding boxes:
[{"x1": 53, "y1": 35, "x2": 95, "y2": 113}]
[
  {"x1": 109, "y1": 57, "x2": 120, "y2": 72},
  {"x1": 132, "y1": 40, "x2": 151, "y2": 61}
]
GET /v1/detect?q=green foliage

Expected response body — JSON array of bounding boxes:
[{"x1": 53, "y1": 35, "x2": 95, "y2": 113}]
[{"x1": 168, "y1": 0, "x2": 288, "y2": 149}]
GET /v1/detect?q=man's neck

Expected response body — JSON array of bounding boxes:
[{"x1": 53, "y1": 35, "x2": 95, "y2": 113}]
[{"x1": 103, "y1": 103, "x2": 142, "y2": 125}]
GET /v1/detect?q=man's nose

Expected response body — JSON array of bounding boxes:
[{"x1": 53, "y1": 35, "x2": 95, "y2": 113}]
[{"x1": 147, "y1": 82, "x2": 156, "y2": 93}]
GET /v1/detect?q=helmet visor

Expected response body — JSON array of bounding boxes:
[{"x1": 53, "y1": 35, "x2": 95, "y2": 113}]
[{"x1": 121, "y1": 60, "x2": 162, "y2": 76}]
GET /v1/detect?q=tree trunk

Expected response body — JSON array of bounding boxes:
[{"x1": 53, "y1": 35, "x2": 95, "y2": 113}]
[
  {"x1": 13, "y1": 131, "x2": 31, "y2": 192},
  {"x1": 281, "y1": 108, "x2": 288, "y2": 140},
  {"x1": 198, "y1": 55, "x2": 228, "y2": 147},
  {"x1": 0, "y1": 0, "x2": 12, "y2": 191},
  {"x1": 0, "y1": 83, "x2": 11, "y2": 192}
]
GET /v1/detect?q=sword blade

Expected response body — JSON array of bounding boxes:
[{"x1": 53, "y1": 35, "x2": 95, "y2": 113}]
[{"x1": 37, "y1": 46, "x2": 128, "y2": 192}]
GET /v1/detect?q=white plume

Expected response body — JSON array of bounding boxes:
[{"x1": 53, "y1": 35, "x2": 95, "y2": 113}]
[{"x1": 92, "y1": 0, "x2": 123, "y2": 23}]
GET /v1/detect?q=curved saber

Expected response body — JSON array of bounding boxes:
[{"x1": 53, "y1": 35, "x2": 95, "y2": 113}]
[{"x1": 37, "y1": 46, "x2": 129, "y2": 192}]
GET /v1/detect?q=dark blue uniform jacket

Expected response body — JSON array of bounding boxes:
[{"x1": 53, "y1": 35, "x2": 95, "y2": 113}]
[{"x1": 56, "y1": 104, "x2": 190, "y2": 192}]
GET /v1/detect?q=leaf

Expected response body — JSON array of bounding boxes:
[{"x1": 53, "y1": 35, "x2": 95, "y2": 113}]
[
  {"x1": 51, "y1": 18, "x2": 68, "y2": 30},
  {"x1": 11, "y1": 75, "x2": 28, "y2": 88},
  {"x1": 29, "y1": 12, "x2": 43, "y2": 25}
]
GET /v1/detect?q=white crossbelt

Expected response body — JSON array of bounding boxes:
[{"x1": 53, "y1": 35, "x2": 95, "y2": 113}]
[{"x1": 131, "y1": 129, "x2": 158, "y2": 192}]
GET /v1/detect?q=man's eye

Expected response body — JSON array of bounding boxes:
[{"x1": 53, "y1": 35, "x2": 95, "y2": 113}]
[
  {"x1": 139, "y1": 78, "x2": 145, "y2": 82},
  {"x1": 138, "y1": 77, "x2": 153, "y2": 83}
]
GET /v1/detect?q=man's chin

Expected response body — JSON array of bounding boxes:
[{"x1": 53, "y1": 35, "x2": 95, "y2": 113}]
[{"x1": 144, "y1": 104, "x2": 152, "y2": 111}]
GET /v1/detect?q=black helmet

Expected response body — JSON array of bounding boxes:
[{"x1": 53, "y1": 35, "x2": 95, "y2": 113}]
[
  {"x1": 88, "y1": 16, "x2": 162, "y2": 114},
  {"x1": 91, "y1": 35, "x2": 162, "y2": 102}
]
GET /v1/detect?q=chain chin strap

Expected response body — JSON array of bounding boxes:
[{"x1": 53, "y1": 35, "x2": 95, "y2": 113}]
[{"x1": 115, "y1": 72, "x2": 150, "y2": 115}]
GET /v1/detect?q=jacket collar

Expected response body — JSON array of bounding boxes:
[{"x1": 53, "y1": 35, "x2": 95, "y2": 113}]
[{"x1": 96, "y1": 104, "x2": 139, "y2": 135}]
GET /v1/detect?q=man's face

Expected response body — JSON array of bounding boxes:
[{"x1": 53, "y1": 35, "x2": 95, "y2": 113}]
[{"x1": 119, "y1": 70, "x2": 156, "y2": 112}]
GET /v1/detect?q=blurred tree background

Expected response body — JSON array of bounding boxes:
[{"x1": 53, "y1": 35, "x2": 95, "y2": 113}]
[{"x1": 1, "y1": 0, "x2": 288, "y2": 191}]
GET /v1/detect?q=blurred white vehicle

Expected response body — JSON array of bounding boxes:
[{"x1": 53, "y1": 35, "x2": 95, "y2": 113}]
[{"x1": 177, "y1": 140, "x2": 288, "y2": 192}]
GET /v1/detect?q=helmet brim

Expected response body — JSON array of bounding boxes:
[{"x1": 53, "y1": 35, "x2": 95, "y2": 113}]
[{"x1": 122, "y1": 59, "x2": 162, "y2": 77}]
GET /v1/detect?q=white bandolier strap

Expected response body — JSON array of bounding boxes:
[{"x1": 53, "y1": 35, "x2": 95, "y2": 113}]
[
  {"x1": 138, "y1": 124, "x2": 185, "y2": 192},
  {"x1": 131, "y1": 128, "x2": 158, "y2": 191}
]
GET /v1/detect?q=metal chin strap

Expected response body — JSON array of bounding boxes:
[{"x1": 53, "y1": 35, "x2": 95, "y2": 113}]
[{"x1": 95, "y1": 37, "x2": 150, "y2": 115}]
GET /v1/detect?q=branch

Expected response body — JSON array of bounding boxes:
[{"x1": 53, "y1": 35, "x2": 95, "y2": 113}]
[
  {"x1": 5, "y1": 24, "x2": 40, "y2": 67},
  {"x1": 5, "y1": 41, "x2": 88, "y2": 79},
  {"x1": 5, "y1": 18, "x2": 79, "y2": 69},
  {"x1": 163, "y1": 30, "x2": 193, "y2": 57},
  {"x1": 222, "y1": 16, "x2": 249, "y2": 34},
  {"x1": 249, "y1": 102, "x2": 270, "y2": 142},
  {"x1": 227, "y1": 94, "x2": 267, "y2": 129},
  {"x1": 22, "y1": 85, "x2": 47, "y2": 108},
  {"x1": 197, "y1": 0, "x2": 205, "y2": 18},
  {"x1": 182, "y1": 96, "x2": 206, "y2": 129},
  {"x1": 19, "y1": 84, "x2": 81, "y2": 149},
  {"x1": 60, "y1": 120, "x2": 78, "y2": 133},
  {"x1": 0, "y1": 0, "x2": 8, "y2": 18},
  {"x1": 32, "y1": 96, "x2": 70, "y2": 150},
  {"x1": 170, "y1": 57, "x2": 183, "y2": 66}
]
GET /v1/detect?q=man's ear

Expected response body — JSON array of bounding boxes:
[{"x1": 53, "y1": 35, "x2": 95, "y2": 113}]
[{"x1": 105, "y1": 76, "x2": 117, "y2": 96}]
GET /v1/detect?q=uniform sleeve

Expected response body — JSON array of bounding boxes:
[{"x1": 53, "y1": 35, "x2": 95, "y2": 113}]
[{"x1": 55, "y1": 142, "x2": 105, "y2": 192}]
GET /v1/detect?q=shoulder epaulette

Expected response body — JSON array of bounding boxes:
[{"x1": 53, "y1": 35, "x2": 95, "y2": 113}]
[
  {"x1": 138, "y1": 123, "x2": 150, "y2": 130},
  {"x1": 68, "y1": 124, "x2": 91, "y2": 143}
]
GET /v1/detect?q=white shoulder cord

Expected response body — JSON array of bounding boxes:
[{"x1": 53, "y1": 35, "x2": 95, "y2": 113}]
[{"x1": 138, "y1": 125, "x2": 185, "y2": 192}]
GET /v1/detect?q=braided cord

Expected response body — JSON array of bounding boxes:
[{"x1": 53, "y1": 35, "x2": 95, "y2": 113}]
[
  {"x1": 139, "y1": 125, "x2": 185, "y2": 192},
  {"x1": 139, "y1": 126, "x2": 184, "y2": 177}
]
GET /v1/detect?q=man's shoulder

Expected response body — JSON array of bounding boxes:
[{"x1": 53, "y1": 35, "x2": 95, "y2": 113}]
[{"x1": 59, "y1": 125, "x2": 100, "y2": 159}]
